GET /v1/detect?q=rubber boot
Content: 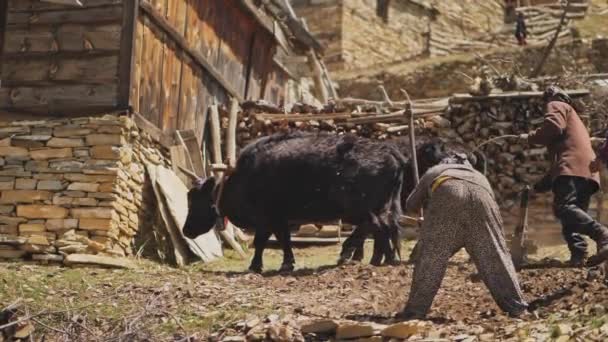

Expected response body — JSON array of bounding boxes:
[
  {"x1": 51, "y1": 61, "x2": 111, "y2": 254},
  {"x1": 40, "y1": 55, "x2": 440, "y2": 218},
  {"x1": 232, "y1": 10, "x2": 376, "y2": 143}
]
[
  {"x1": 587, "y1": 225, "x2": 608, "y2": 266},
  {"x1": 568, "y1": 253, "x2": 587, "y2": 268}
]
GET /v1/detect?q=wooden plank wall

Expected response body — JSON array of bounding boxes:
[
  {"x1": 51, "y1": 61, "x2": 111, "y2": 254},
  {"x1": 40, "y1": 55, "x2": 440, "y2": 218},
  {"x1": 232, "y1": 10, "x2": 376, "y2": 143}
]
[
  {"x1": 131, "y1": 0, "x2": 282, "y2": 144},
  {"x1": 0, "y1": 0, "x2": 124, "y2": 115}
]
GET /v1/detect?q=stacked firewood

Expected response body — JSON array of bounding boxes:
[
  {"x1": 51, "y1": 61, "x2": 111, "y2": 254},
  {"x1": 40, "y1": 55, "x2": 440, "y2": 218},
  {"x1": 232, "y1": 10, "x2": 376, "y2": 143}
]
[
  {"x1": 444, "y1": 96, "x2": 547, "y2": 204},
  {"x1": 235, "y1": 99, "x2": 450, "y2": 148}
]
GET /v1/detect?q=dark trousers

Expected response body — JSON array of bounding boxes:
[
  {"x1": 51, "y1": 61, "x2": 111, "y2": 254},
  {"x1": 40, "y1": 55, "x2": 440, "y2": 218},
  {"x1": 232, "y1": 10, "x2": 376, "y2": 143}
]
[{"x1": 552, "y1": 176, "x2": 603, "y2": 258}]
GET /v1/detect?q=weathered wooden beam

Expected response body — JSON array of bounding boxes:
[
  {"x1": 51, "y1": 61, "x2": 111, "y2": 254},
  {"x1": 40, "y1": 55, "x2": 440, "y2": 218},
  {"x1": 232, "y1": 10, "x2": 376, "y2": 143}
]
[
  {"x1": 139, "y1": 1, "x2": 243, "y2": 102},
  {"x1": 7, "y1": 5, "x2": 123, "y2": 28},
  {"x1": 118, "y1": 0, "x2": 138, "y2": 109},
  {"x1": 131, "y1": 112, "x2": 174, "y2": 148},
  {"x1": 531, "y1": 0, "x2": 571, "y2": 78},
  {"x1": 0, "y1": 0, "x2": 8, "y2": 69},
  {"x1": 1, "y1": 50, "x2": 119, "y2": 60},
  {"x1": 226, "y1": 98, "x2": 239, "y2": 168},
  {"x1": 255, "y1": 113, "x2": 352, "y2": 122},
  {"x1": 208, "y1": 104, "x2": 224, "y2": 179},
  {"x1": 450, "y1": 89, "x2": 589, "y2": 103},
  {"x1": 307, "y1": 50, "x2": 328, "y2": 104}
]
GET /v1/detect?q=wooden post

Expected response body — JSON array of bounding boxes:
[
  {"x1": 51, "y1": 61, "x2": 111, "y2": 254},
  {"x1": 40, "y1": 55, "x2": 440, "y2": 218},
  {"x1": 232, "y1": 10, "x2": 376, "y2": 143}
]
[
  {"x1": 401, "y1": 89, "x2": 420, "y2": 184},
  {"x1": 530, "y1": 0, "x2": 571, "y2": 78},
  {"x1": 226, "y1": 97, "x2": 239, "y2": 168},
  {"x1": 118, "y1": 0, "x2": 139, "y2": 109},
  {"x1": 208, "y1": 103, "x2": 224, "y2": 179},
  {"x1": 307, "y1": 50, "x2": 329, "y2": 104},
  {"x1": 511, "y1": 185, "x2": 530, "y2": 271},
  {"x1": 175, "y1": 131, "x2": 195, "y2": 173},
  {"x1": 402, "y1": 89, "x2": 421, "y2": 264},
  {"x1": 209, "y1": 103, "x2": 246, "y2": 259}
]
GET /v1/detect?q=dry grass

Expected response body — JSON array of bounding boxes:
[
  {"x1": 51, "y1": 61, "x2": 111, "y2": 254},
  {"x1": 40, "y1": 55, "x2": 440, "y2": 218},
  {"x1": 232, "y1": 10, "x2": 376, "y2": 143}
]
[{"x1": 575, "y1": 0, "x2": 608, "y2": 39}]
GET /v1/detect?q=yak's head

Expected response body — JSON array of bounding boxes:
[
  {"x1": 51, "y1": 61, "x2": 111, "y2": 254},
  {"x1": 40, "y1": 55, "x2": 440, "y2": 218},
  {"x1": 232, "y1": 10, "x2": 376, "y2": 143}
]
[
  {"x1": 416, "y1": 139, "x2": 447, "y2": 174},
  {"x1": 183, "y1": 177, "x2": 219, "y2": 239}
]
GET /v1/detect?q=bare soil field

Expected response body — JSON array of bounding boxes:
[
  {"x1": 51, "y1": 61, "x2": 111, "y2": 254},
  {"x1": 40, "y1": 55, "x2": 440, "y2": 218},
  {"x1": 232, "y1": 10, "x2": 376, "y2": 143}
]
[{"x1": 1, "y1": 241, "x2": 608, "y2": 341}]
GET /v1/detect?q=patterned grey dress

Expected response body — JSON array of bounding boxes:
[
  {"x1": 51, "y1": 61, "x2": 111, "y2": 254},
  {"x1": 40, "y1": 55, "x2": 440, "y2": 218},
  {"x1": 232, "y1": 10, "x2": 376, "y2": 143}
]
[{"x1": 400, "y1": 163, "x2": 529, "y2": 318}]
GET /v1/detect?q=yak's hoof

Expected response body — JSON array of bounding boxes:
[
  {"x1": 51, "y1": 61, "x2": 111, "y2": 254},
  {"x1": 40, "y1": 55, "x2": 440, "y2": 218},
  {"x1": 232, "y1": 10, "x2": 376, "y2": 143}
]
[
  {"x1": 248, "y1": 264, "x2": 263, "y2": 274},
  {"x1": 337, "y1": 257, "x2": 359, "y2": 266},
  {"x1": 352, "y1": 251, "x2": 364, "y2": 261},
  {"x1": 384, "y1": 259, "x2": 400, "y2": 266},
  {"x1": 279, "y1": 263, "x2": 295, "y2": 273},
  {"x1": 370, "y1": 257, "x2": 383, "y2": 267}
]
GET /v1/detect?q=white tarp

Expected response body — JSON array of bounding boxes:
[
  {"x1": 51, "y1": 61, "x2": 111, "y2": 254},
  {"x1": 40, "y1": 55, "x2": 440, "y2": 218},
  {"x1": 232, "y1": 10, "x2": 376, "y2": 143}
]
[{"x1": 153, "y1": 165, "x2": 223, "y2": 262}]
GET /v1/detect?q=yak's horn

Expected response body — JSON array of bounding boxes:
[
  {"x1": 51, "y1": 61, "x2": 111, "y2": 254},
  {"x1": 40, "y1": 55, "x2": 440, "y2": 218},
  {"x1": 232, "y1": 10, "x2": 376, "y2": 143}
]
[{"x1": 178, "y1": 166, "x2": 200, "y2": 180}]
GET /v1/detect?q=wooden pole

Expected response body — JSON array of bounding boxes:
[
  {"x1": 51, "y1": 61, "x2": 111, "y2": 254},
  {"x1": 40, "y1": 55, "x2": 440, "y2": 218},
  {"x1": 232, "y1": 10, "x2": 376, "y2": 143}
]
[
  {"x1": 208, "y1": 103, "x2": 246, "y2": 259},
  {"x1": 226, "y1": 97, "x2": 239, "y2": 168},
  {"x1": 530, "y1": 0, "x2": 571, "y2": 78},
  {"x1": 175, "y1": 131, "x2": 195, "y2": 173},
  {"x1": 402, "y1": 89, "x2": 421, "y2": 264},
  {"x1": 511, "y1": 185, "x2": 530, "y2": 271},
  {"x1": 209, "y1": 103, "x2": 224, "y2": 179},
  {"x1": 307, "y1": 50, "x2": 329, "y2": 104},
  {"x1": 401, "y1": 89, "x2": 420, "y2": 185}
]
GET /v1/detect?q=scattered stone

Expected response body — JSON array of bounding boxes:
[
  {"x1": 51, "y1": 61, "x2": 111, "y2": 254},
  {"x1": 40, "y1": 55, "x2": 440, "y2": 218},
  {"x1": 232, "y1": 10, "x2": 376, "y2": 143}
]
[
  {"x1": 335, "y1": 323, "x2": 375, "y2": 340},
  {"x1": 64, "y1": 253, "x2": 135, "y2": 268},
  {"x1": 300, "y1": 319, "x2": 338, "y2": 334},
  {"x1": 381, "y1": 321, "x2": 428, "y2": 339},
  {"x1": 32, "y1": 253, "x2": 64, "y2": 262},
  {"x1": 13, "y1": 322, "x2": 35, "y2": 339},
  {"x1": 317, "y1": 225, "x2": 340, "y2": 238},
  {"x1": 297, "y1": 224, "x2": 319, "y2": 237},
  {"x1": 556, "y1": 324, "x2": 572, "y2": 336}
]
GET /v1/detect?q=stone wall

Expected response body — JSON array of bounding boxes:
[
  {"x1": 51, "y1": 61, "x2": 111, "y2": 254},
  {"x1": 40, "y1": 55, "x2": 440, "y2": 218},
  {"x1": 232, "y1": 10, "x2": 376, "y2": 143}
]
[
  {"x1": 341, "y1": 0, "x2": 431, "y2": 70},
  {"x1": 292, "y1": 0, "x2": 344, "y2": 70},
  {"x1": 0, "y1": 114, "x2": 169, "y2": 263},
  {"x1": 591, "y1": 38, "x2": 608, "y2": 72},
  {"x1": 294, "y1": 0, "x2": 504, "y2": 71}
]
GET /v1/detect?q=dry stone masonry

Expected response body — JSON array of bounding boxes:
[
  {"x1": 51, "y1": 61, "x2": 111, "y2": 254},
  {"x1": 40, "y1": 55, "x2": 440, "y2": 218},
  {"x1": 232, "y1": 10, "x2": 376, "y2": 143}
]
[{"x1": 0, "y1": 114, "x2": 169, "y2": 264}]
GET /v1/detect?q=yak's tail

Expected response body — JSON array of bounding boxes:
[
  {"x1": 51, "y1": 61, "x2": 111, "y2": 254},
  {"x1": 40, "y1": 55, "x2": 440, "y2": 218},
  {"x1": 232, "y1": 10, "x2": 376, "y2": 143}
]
[{"x1": 389, "y1": 148, "x2": 408, "y2": 262}]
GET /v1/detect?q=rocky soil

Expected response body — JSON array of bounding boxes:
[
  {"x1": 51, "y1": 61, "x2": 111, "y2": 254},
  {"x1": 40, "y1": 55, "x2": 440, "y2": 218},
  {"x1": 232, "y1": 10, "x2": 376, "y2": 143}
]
[{"x1": 1, "y1": 244, "x2": 607, "y2": 341}]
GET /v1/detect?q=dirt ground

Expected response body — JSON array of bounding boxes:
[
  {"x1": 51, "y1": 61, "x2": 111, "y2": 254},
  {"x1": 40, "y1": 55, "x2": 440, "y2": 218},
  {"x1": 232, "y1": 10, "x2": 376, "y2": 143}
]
[{"x1": 1, "y1": 241, "x2": 608, "y2": 341}]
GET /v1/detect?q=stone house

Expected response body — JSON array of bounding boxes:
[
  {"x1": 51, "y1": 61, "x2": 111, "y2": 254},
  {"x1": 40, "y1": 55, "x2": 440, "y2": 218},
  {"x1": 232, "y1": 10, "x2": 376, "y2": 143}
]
[
  {"x1": 292, "y1": 0, "x2": 507, "y2": 71},
  {"x1": 0, "y1": 0, "x2": 322, "y2": 265}
]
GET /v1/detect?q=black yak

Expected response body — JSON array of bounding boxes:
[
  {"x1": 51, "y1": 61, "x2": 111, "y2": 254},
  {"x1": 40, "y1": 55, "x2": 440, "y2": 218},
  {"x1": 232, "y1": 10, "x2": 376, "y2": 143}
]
[
  {"x1": 182, "y1": 131, "x2": 408, "y2": 273},
  {"x1": 339, "y1": 137, "x2": 485, "y2": 264}
]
